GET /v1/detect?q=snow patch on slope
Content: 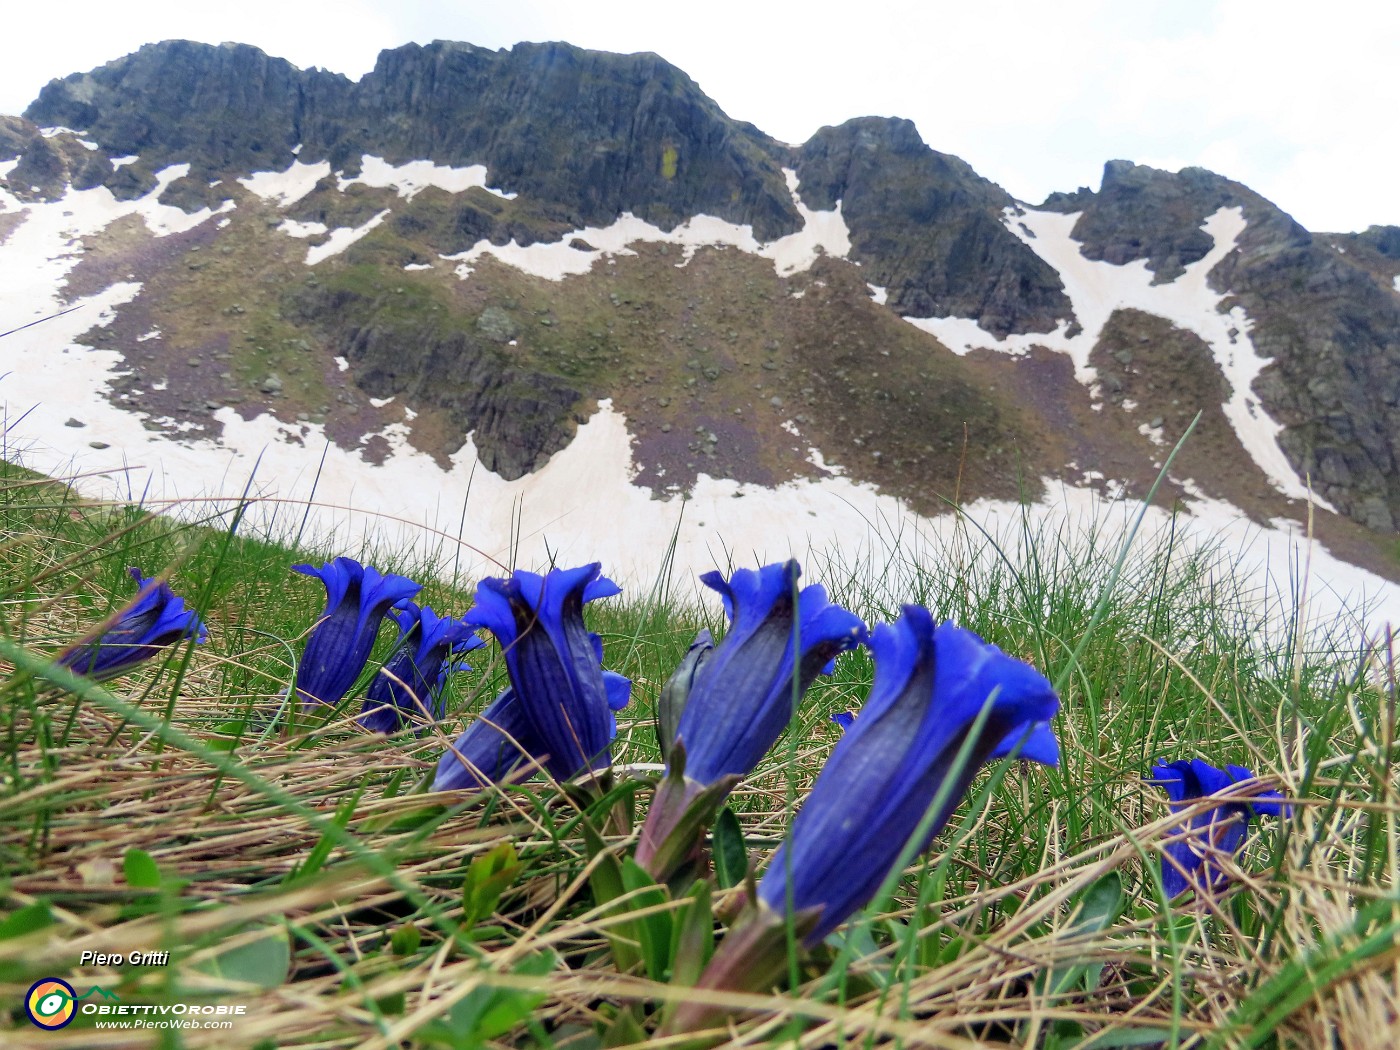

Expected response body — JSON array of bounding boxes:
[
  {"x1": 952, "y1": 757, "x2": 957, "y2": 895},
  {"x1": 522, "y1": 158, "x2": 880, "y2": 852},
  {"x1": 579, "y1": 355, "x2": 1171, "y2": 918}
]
[
  {"x1": 444, "y1": 167, "x2": 849, "y2": 282},
  {"x1": 337, "y1": 155, "x2": 515, "y2": 201},
  {"x1": 0, "y1": 163, "x2": 228, "y2": 339},
  {"x1": 278, "y1": 219, "x2": 329, "y2": 239},
  {"x1": 305, "y1": 210, "x2": 390, "y2": 265},
  {"x1": 906, "y1": 207, "x2": 1328, "y2": 508},
  {"x1": 763, "y1": 168, "x2": 851, "y2": 276},
  {"x1": 238, "y1": 161, "x2": 332, "y2": 207}
]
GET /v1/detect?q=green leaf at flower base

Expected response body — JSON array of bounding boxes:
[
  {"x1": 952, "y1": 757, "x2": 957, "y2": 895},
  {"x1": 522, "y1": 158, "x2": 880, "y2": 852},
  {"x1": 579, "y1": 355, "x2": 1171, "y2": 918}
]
[
  {"x1": 620, "y1": 858, "x2": 672, "y2": 982},
  {"x1": 668, "y1": 879, "x2": 714, "y2": 988},
  {"x1": 580, "y1": 821, "x2": 640, "y2": 974},
  {"x1": 1034, "y1": 872, "x2": 1124, "y2": 999},
  {"x1": 712, "y1": 807, "x2": 747, "y2": 890},
  {"x1": 418, "y1": 950, "x2": 557, "y2": 1046},
  {"x1": 1080, "y1": 1028, "x2": 1180, "y2": 1048},
  {"x1": 823, "y1": 924, "x2": 890, "y2": 992},
  {"x1": 376, "y1": 990, "x2": 406, "y2": 1016},
  {"x1": 1029, "y1": 872, "x2": 1125, "y2": 1046},
  {"x1": 462, "y1": 841, "x2": 521, "y2": 928},
  {"x1": 208, "y1": 720, "x2": 245, "y2": 752},
  {"x1": 390, "y1": 923, "x2": 422, "y2": 957},
  {"x1": 365, "y1": 804, "x2": 449, "y2": 834},
  {"x1": 600, "y1": 1003, "x2": 648, "y2": 1048}
]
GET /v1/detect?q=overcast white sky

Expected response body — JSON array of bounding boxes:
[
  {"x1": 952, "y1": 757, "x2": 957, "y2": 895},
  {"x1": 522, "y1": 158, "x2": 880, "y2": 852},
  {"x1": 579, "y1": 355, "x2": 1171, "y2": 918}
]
[{"x1": 3, "y1": 0, "x2": 1396, "y2": 233}]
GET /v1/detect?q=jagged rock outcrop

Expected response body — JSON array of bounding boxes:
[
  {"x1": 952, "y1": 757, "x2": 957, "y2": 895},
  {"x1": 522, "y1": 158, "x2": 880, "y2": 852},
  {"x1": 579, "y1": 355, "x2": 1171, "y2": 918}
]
[
  {"x1": 24, "y1": 39, "x2": 801, "y2": 241},
  {"x1": 1063, "y1": 161, "x2": 1400, "y2": 530},
  {"x1": 0, "y1": 118, "x2": 114, "y2": 199},
  {"x1": 1048, "y1": 159, "x2": 1307, "y2": 281},
  {"x1": 795, "y1": 117, "x2": 1070, "y2": 337},
  {"x1": 284, "y1": 278, "x2": 585, "y2": 480}
]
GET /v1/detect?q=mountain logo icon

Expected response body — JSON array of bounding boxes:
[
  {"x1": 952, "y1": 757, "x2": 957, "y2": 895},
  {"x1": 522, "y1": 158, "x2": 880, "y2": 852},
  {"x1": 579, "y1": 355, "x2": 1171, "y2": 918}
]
[{"x1": 76, "y1": 985, "x2": 121, "y2": 1001}]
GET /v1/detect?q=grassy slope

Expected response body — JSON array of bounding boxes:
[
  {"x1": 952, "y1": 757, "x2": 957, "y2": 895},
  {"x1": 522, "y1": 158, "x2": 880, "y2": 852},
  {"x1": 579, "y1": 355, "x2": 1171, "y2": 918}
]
[{"x1": 0, "y1": 446, "x2": 1397, "y2": 1048}]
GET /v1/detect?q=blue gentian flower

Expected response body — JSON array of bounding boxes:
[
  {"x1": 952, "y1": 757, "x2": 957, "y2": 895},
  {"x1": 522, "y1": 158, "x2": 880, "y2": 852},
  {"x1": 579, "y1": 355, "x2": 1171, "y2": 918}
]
[
  {"x1": 434, "y1": 658, "x2": 631, "y2": 791},
  {"x1": 757, "y1": 606, "x2": 1059, "y2": 945},
  {"x1": 673, "y1": 560, "x2": 867, "y2": 784},
  {"x1": 832, "y1": 706, "x2": 1058, "y2": 763},
  {"x1": 292, "y1": 557, "x2": 421, "y2": 708},
  {"x1": 433, "y1": 688, "x2": 544, "y2": 791},
  {"x1": 1147, "y1": 758, "x2": 1289, "y2": 898},
  {"x1": 638, "y1": 561, "x2": 865, "y2": 877},
  {"x1": 462, "y1": 564, "x2": 629, "y2": 781},
  {"x1": 359, "y1": 603, "x2": 483, "y2": 734},
  {"x1": 665, "y1": 608, "x2": 1060, "y2": 1031},
  {"x1": 55, "y1": 568, "x2": 208, "y2": 680}
]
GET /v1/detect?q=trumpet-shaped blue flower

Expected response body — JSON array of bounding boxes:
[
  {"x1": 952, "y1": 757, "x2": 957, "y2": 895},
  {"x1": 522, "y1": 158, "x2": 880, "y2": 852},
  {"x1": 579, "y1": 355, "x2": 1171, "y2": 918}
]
[
  {"x1": 673, "y1": 560, "x2": 867, "y2": 785},
  {"x1": 434, "y1": 660, "x2": 631, "y2": 791},
  {"x1": 359, "y1": 603, "x2": 483, "y2": 734},
  {"x1": 832, "y1": 706, "x2": 1057, "y2": 763},
  {"x1": 757, "y1": 606, "x2": 1059, "y2": 945},
  {"x1": 1147, "y1": 758, "x2": 1289, "y2": 898},
  {"x1": 665, "y1": 608, "x2": 1060, "y2": 1033},
  {"x1": 55, "y1": 568, "x2": 208, "y2": 681},
  {"x1": 293, "y1": 557, "x2": 422, "y2": 708},
  {"x1": 464, "y1": 564, "x2": 629, "y2": 781},
  {"x1": 433, "y1": 688, "x2": 544, "y2": 790},
  {"x1": 638, "y1": 561, "x2": 865, "y2": 877}
]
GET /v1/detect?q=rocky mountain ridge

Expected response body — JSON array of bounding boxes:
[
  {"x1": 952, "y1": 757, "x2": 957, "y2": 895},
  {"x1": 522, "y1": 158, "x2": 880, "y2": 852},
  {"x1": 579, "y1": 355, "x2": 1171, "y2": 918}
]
[{"x1": 2, "y1": 38, "x2": 1399, "y2": 555}]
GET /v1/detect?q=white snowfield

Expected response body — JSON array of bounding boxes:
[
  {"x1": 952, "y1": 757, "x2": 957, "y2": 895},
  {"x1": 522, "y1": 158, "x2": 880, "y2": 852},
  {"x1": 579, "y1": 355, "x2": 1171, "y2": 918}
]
[
  {"x1": 336, "y1": 155, "x2": 516, "y2": 201},
  {"x1": 906, "y1": 207, "x2": 1328, "y2": 508},
  {"x1": 237, "y1": 160, "x2": 332, "y2": 207},
  {"x1": 0, "y1": 163, "x2": 230, "y2": 347},
  {"x1": 0, "y1": 155, "x2": 1394, "y2": 644},
  {"x1": 277, "y1": 219, "x2": 329, "y2": 239},
  {"x1": 305, "y1": 210, "x2": 390, "y2": 266},
  {"x1": 442, "y1": 168, "x2": 850, "y2": 281}
]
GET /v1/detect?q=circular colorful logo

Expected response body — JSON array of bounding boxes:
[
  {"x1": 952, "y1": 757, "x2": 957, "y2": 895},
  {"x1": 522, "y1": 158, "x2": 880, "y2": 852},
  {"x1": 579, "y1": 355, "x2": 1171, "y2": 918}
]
[{"x1": 24, "y1": 978, "x2": 77, "y2": 1030}]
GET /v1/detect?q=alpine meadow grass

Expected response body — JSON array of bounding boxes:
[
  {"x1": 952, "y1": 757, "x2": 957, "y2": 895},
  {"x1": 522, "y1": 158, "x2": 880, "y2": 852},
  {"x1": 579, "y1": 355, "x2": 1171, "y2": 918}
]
[{"x1": 1, "y1": 434, "x2": 1397, "y2": 1049}]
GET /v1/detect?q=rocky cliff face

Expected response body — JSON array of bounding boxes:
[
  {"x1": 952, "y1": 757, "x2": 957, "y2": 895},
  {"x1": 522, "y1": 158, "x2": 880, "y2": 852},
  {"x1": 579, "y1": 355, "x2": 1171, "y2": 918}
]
[
  {"x1": 24, "y1": 39, "x2": 800, "y2": 240},
  {"x1": 21, "y1": 41, "x2": 1072, "y2": 339},
  {"x1": 796, "y1": 117, "x2": 1070, "y2": 337},
  {"x1": 282, "y1": 275, "x2": 587, "y2": 480},
  {"x1": 1057, "y1": 161, "x2": 1400, "y2": 530}
]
